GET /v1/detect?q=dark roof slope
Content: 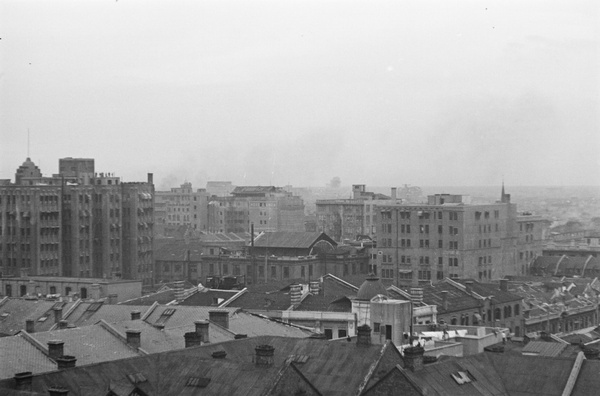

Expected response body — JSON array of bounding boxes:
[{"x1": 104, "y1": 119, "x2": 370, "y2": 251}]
[{"x1": 0, "y1": 299, "x2": 77, "y2": 336}]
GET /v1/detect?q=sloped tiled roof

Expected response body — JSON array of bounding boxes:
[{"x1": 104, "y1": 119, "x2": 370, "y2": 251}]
[
  {"x1": 0, "y1": 335, "x2": 399, "y2": 396},
  {"x1": 153, "y1": 239, "x2": 204, "y2": 261},
  {"x1": 295, "y1": 294, "x2": 351, "y2": 312},
  {"x1": 226, "y1": 291, "x2": 292, "y2": 311},
  {"x1": 179, "y1": 288, "x2": 242, "y2": 307},
  {"x1": 0, "y1": 334, "x2": 56, "y2": 379},
  {"x1": 0, "y1": 299, "x2": 76, "y2": 336},
  {"x1": 31, "y1": 326, "x2": 140, "y2": 367},
  {"x1": 120, "y1": 289, "x2": 179, "y2": 306},
  {"x1": 521, "y1": 341, "x2": 568, "y2": 357},
  {"x1": 66, "y1": 303, "x2": 153, "y2": 327}
]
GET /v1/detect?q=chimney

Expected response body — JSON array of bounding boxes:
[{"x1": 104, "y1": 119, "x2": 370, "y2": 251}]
[
  {"x1": 47, "y1": 340, "x2": 65, "y2": 360},
  {"x1": 255, "y1": 345, "x2": 275, "y2": 366},
  {"x1": 108, "y1": 294, "x2": 118, "y2": 304},
  {"x1": 195, "y1": 320, "x2": 209, "y2": 343},
  {"x1": 53, "y1": 307, "x2": 63, "y2": 324},
  {"x1": 125, "y1": 330, "x2": 141, "y2": 350},
  {"x1": 309, "y1": 280, "x2": 320, "y2": 295},
  {"x1": 56, "y1": 356, "x2": 77, "y2": 370},
  {"x1": 441, "y1": 291, "x2": 449, "y2": 311},
  {"x1": 209, "y1": 310, "x2": 229, "y2": 329},
  {"x1": 26, "y1": 319, "x2": 35, "y2": 333},
  {"x1": 48, "y1": 387, "x2": 70, "y2": 396},
  {"x1": 290, "y1": 284, "x2": 302, "y2": 308},
  {"x1": 58, "y1": 320, "x2": 69, "y2": 330},
  {"x1": 391, "y1": 187, "x2": 397, "y2": 201},
  {"x1": 465, "y1": 281, "x2": 473, "y2": 295},
  {"x1": 14, "y1": 372, "x2": 33, "y2": 390},
  {"x1": 500, "y1": 279, "x2": 508, "y2": 292},
  {"x1": 147, "y1": 173, "x2": 153, "y2": 185},
  {"x1": 410, "y1": 287, "x2": 423, "y2": 304},
  {"x1": 174, "y1": 280, "x2": 185, "y2": 302},
  {"x1": 357, "y1": 324, "x2": 372, "y2": 347},
  {"x1": 184, "y1": 332, "x2": 202, "y2": 348},
  {"x1": 403, "y1": 345, "x2": 425, "y2": 372},
  {"x1": 131, "y1": 310, "x2": 141, "y2": 320},
  {"x1": 90, "y1": 284, "x2": 101, "y2": 301},
  {"x1": 154, "y1": 323, "x2": 165, "y2": 330},
  {"x1": 212, "y1": 350, "x2": 227, "y2": 359}
]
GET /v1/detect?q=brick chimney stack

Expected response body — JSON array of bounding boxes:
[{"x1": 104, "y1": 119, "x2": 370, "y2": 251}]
[
  {"x1": 441, "y1": 291, "x2": 449, "y2": 311},
  {"x1": 195, "y1": 320, "x2": 209, "y2": 343},
  {"x1": 53, "y1": 306, "x2": 63, "y2": 324},
  {"x1": 410, "y1": 287, "x2": 423, "y2": 304},
  {"x1": 47, "y1": 340, "x2": 65, "y2": 360},
  {"x1": 209, "y1": 310, "x2": 229, "y2": 329},
  {"x1": 25, "y1": 319, "x2": 35, "y2": 333},
  {"x1": 403, "y1": 345, "x2": 425, "y2": 372},
  {"x1": 131, "y1": 311, "x2": 141, "y2": 320},
  {"x1": 184, "y1": 332, "x2": 202, "y2": 348},
  {"x1": 255, "y1": 345, "x2": 275, "y2": 366},
  {"x1": 13, "y1": 372, "x2": 33, "y2": 390},
  {"x1": 125, "y1": 330, "x2": 141, "y2": 350},
  {"x1": 56, "y1": 356, "x2": 77, "y2": 370},
  {"x1": 357, "y1": 324, "x2": 372, "y2": 347},
  {"x1": 309, "y1": 280, "x2": 320, "y2": 295}
]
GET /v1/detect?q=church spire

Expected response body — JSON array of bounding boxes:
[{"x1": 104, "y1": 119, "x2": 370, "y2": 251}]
[{"x1": 500, "y1": 180, "x2": 510, "y2": 203}]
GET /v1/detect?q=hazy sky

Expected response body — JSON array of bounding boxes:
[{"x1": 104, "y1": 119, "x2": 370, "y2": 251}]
[{"x1": 1, "y1": 0, "x2": 598, "y2": 189}]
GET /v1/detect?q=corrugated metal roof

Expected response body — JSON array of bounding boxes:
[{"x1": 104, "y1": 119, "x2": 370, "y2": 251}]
[{"x1": 253, "y1": 232, "x2": 332, "y2": 249}]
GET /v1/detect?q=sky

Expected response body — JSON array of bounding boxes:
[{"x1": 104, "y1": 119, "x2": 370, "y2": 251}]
[{"x1": 1, "y1": 0, "x2": 598, "y2": 190}]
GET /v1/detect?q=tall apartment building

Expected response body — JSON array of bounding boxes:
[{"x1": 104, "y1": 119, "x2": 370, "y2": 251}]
[
  {"x1": 316, "y1": 184, "x2": 391, "y2": 242},
  {"x1": 155, "y1": 182, "x2": 210, "y2": 235},
  {"x1": 208, "y1": 186, "x2": 305, "y2": 233},
  {"x1": 374, "y1": 187, "x2": 543, "y2": 285},
  {"x1": 0, "y1": 157, "x2": 154, "y2": 285}
]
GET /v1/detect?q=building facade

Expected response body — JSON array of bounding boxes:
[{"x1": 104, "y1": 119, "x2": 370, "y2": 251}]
[
  {"x1": 0, "y1": 158, "x2": 154, "y2": 285},
  {"x1": 374, "y1": 188, "x2": 544, "y2": 284},
  {"x1": 154, "y1": 182, "x2": 210, "y2": 235}
]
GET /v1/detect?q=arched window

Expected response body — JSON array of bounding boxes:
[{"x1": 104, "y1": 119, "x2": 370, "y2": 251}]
[
  {"x1": 80, "y1": 287, "x2": 88, "y2": 299},
  {"x1": 49, "y1": 286, "x2": 56, "y2": 294},
  {"x1": 507, "y1": 306, "x2": 512, "y2": 318},
  {"x1": 5, "y1": 285, "x2": 12, "y2": 297},
  {"x1": 514, "y1": 304, "x2": 520, "y2": 316},
  {"x1": 451, "y1": 317, "x2": 457, "y2": 325},
  {"x1": 65, "y1": 287, "x2": 72, "y2": 296},
  {"x1": 20, "y1": 285, "x2": 27, "y2": 297}
]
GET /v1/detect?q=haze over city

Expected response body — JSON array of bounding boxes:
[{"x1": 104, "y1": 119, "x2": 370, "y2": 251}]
[{"x1": 1, "y1": 0, "x2": 598, "y2": 188}]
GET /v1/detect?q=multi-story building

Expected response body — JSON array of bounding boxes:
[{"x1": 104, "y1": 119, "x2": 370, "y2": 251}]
[
  {"x1": 316, "y1": 184, "x2": 391, "y2": 242},
  {"x1": 374, "y1": 187, "x2": 544, "y2": 285},
  {"x1": 155, "y1": 182, "x2": 210, "y2": 235},
  {"x1": 208, "y1": 186, "x2": 305, "y2": 234},
  {"x1": 0, "y1": 157, "x2": 154, "y2": 285}
]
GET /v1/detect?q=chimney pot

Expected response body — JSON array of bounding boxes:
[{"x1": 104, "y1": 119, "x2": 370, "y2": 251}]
[
  {"x1": 441, "y1": 291, "x2": 449, "y2": 311},
  {"x1": 195, "y1": 320, "x2": 210, "y2": 342},
  {"x1": 290, "y1": 284, "x2": 302, "y2": 307},
  {"x1": 55, "y1": 356, "x2": 77, "y2": 370},
  {"x1": 212, "y1": 350, "x2": 227, "y2": 359},
  {"x1": 125, "y1": 330, "x2": 141, "y2": 349},
  {"x1": 403, "y1": 345, "x2": 425, "y2": 372},
  {"x1": 209, "y1": 310, "x2": 229, "y2": 329},
  {"x1": 26, "y1": 319, "x2": 35, "y2": 333},
  {"x1": 255, "y1": 345, "x2": 275, "y2": 366},
  {"x1": 357, "y1": 324, "x2": 372, "y2": 346},
  {"x1": 108, "y1": 294, "x2": 118, "y2": 304},
  {"x1": 53, "y1": 307, "x2": 63, "y2": 324},
  {"x1": 47, "y1": 340, "x2": 65, "y2": 360},
  {"x1": 130, "y1": 310, "x2": 141, "y2": 320},
  {"x1": 14, "y1": 371, "x2": 33, "y2": 390},
  {"x1": 58, "y1": 320, "x2": 69, "y2": 330}
]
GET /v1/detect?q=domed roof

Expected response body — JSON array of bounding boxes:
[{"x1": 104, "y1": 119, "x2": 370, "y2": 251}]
[{"x1": 356, "y1": 275, "x2": 388, "y2": 301}]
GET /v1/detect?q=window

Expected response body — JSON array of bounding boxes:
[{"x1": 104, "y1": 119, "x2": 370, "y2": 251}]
[
  {"x1": 283, "y1": 267, "x2": 289, "y2": 278},
  {"x1": 514, "y1": 304, "x2": 520, "y2": 316},
  {"x1": 80, "y1": 287, "x2": 88, "y2": 299},
  {"x1": 373, "y1": 322, "x2": 381, "y2": 332},
  {"x1": 49, "y1": 286, "x2": 56, "y2": 294},
  {"x1": 271, "y1": 266, "x2": 277, "y2": 278},
  {"x1": 338, "y1": 329, "x2": 347, "y2": 338},
  {"x1": 438, "y1": 240, "x2": 443, "y2": 248}
]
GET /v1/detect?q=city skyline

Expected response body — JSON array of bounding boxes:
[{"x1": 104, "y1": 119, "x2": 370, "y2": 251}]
[{"x1": 1, "y1": 0, "x2": 598, "y2": 188}]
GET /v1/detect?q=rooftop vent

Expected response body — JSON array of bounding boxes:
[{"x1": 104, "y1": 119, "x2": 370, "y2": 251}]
[{"x1": 451, "y1": 371, "x2": 474, "y2": 385}]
